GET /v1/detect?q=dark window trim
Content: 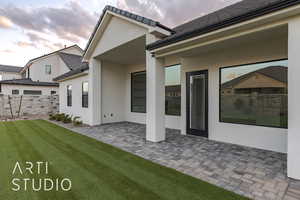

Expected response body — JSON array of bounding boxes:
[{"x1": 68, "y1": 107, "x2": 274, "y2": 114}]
[
  {"x1": 82, "y1": 81, "x2": 88, "y2": 108},
  {"x1": 186, "y1": 70, "x2": 209, "y2": 137},
  {"x1": 23, "y1": 90, "x2": 42, "y2": 95},
  {"x1": 67, "y1": 85, "x2": 72, "y2": 107},
  {"x1": 219, "y1": 58, "x2": 288, "y2": 129},
  {"x1": 131, "y1": 71, "x2": 146, "y2": 113}
]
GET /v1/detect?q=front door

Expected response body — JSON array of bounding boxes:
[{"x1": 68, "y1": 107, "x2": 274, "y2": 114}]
[{"x1": 186, "y1": 70, "x2": 208, "y2": 137}]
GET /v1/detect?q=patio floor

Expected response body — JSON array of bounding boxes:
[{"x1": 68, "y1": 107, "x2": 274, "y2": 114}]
[{"x1": 56, "y1": 121, "x2": 300, "y2": 200}]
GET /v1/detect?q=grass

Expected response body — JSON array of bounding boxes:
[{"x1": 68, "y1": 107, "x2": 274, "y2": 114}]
[{"x1": 0, "y1": 120, "x2": 249, "y2": 200}]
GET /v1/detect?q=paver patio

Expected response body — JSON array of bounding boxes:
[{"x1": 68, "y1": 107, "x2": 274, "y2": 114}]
[{"x1": 55, "y1": 121, "x2": 300, "y2": 200}]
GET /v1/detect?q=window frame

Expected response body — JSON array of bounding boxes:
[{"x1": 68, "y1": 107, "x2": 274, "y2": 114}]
[
  {"x1": 165, "y1": 63, "x2": 181, "y2": 116},
  {"x1": 219, "y1": 58, "x2": 288, "y2": 129},
  {"x1": 45, "y1": 65, "x2": 52, "y2": 75},
  {"x1": 12, "y1": 90, "x2": 19, "y2": 95},
  {"x1": 67, "y1": 85, "x2": 72, "y2": 107},
  {"x1": 131, "y1": 71, "x2": 146, "y2": 113},
  {"x1": 82, "y1": 81, "x2": 88, "y2": 108},
  {"x1": 23, "y1": 90, "x2": 42, "y2": 95}
]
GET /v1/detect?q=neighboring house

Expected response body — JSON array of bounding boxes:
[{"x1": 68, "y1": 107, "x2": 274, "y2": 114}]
[
  {"x1": 221, "y1": 66, "x2": 287, "y2": 95},
  {"x1": 0, "y1": 45, "x2": 83, "y2": 95},
  {"x1": 0, "y1": 65, "x2": 22, "y2": 81},
  {"x1": 53, "y1": 0, "x2": 300, "y2": 180},
  {"x1": 20, "y1": 45, "x2": 83, "y2": 82}
]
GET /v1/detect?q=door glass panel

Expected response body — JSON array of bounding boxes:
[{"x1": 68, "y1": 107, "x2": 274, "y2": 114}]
[{"x1": 190, "y1": 74, "x2": 206, "y2": 131}]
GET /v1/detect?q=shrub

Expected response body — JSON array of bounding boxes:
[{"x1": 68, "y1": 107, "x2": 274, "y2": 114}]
[
  {"x1": 73, "y1": 116, "x2": 83, "y2": 126},
  {"x1": 56, "y1": 113, "x2": 65, "y2": 122},
  {"x1": 49, "y1": 114, "x2": 56, "y2": 121},
  {"x1": 62, "y1": 114, "x2": 72, "y2": 124}
]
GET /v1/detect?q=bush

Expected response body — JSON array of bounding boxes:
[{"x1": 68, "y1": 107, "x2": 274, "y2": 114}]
[
  {"x1": 62, "y1": 114, "x2": 72, "y2": 124},
  {"x1": 49, "y1": 114, "x2": 56, "y2": 121},
  {"x1": 73, "y1": 116, "x2": 83, "y2": 126},
  {"x1": 56, "y1": 113, "x2": 65, "y2": 122}
]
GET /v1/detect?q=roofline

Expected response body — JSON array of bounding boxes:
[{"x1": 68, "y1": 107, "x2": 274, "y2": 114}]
[
  {"x1": 0, "y1": 82, "x2": 59, "y2": 87},
  {"x1": 147, "y1": 0, "x2": 300, "y2": 50},
  {"x1": 83, "y1": 5, "x2": 174, "y2": 60},
  {"x1": 20, "y1": 44, "x2": 83, "y2": 73},
  {"x1": 53, "y1": 67, "x2": 89, "y2": 82},
  {"x1": 54, "y1": 71, "x2": 88, "y2": 82}
]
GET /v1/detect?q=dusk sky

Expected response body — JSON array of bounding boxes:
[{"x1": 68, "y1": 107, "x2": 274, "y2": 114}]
[{"x1": 0, "y1": 0, "x2": 241, "y2": 67}]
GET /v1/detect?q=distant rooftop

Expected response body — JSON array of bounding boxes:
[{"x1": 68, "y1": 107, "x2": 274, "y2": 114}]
[{"x1": 0, "y1": 64, "x2": 23, "y2": 73}]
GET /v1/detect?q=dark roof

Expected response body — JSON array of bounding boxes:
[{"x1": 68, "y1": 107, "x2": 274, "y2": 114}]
[
  {"x1": 83, "y1": 5, "x2": 174, "y2": 57},
  {"x1": 53, "y1": 64, "x2": 89, "y2": 82},
  {"x1": 0, "y1": 65, "x2": 23, "y2": 73},
  {"x1": 222, "y1": 66, "x2": 287, "y2": 88},
  {"x1": 147, "y1": 0, "x2": 300, "y2": 50},
  {"x1": 0, "y1": 78, "x2": 59, "y2": 87},
  {"x1": 58, "y1": 52, "x2": 84, "y2": 70},
  {"x1": 21, "y1": 45, "x2": 83, "y2": 73}
]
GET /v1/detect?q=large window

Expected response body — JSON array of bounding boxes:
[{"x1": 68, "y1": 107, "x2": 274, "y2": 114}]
[
  {"x1": 220, "y1": 59, "x2": 288, "y2": 128},
  {"x1": 23, "y1": 90, "x2": 42, "y2": 95},
  {"x1": 82, "y1": 82, "x2": 88, "y2": 108},
  {"x1": 131, "y1": 71, "x2": 146, "y2": 113},
  {"x1": 165, "y1": 65, "x2": 181, "y2": 116},
  {"x1": 67, "y1": 85, "x2": 72, "y2": 107},
  {"x1": 45, "y1": 65, "x2": 51, "y2": 75}
]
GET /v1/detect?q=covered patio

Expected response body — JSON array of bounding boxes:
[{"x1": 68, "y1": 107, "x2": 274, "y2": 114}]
[{"x1": 57, "y1": 121, "x2": 300, "y2": 200}]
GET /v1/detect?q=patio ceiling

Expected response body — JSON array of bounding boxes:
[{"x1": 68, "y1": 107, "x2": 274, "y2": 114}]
[
  {"x1": 159, "y1": 24, "x2": 288, "y2": 58},
  {"x1": 96, "y1": 36, "x2": 146, "y2": 66}
]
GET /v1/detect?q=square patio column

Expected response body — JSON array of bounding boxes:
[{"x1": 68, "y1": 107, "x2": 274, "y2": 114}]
[
  {"x1": 146, "y1": 34, "x2": 166, "y2": 142},
  {"x1": 88, "y1": 58, "x2": 102, "y2": 126},
  {"x1": 288, "y1": 17, "x2": 300, "y2": 180}
]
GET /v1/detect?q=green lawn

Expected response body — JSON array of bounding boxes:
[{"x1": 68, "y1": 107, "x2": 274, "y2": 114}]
[{"x1": 0, "y1": 120, "x2": 249, "y2": 200}]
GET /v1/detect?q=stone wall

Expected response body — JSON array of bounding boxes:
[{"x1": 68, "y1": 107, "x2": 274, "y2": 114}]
[{"x1": 0, "y1": 94, "x2": 59, "y2": 118}]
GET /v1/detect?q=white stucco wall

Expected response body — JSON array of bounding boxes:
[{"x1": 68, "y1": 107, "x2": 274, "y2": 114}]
[
  {"x1": 0, "y1": 72, "x2": 21, "y2": 80},
  {"x1": 92, "y1": 16, "x2": 147, "y2": 57},
  {"x1": 125, "y1": 64, "x2": 181, "y2": 130},
  {"x1": 177, "y1": 33, "x2": 288, "y2": 153},
  {"x1": 101, "y1": 62, "x2": 126, "y2": 123},
  {"x1": 59, "y1": 74, "x2": 89, "y2": 124},
  {"x1": 0, "y1": 84, "x2": 58, "y2": 95}
]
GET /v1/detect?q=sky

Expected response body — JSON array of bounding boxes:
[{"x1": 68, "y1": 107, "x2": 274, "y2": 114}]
[{"x1": 0, "y1": 0, "x2": 242, "y2": 67}]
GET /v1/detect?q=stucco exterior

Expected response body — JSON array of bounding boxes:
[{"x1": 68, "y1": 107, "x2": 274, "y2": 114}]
[{"x1": 59, "y1": 74, "x2": 89, "y2": 124}]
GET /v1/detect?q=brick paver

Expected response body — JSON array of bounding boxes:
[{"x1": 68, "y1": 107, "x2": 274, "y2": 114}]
[{"x1": 54, "y1": 121, "x2": 300, "y2": 200}]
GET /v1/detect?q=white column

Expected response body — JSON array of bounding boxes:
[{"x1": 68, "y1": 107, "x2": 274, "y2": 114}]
[
  {"x1": 288, "y1": 17, "x2": 300, "y2": 180},
  {"x1": 146, "y1": 34, "x2": 165, "y2": 142},
  {"x1": 88, "y1": 58, "x2": 102, "y2": 126},
  {"x1": 180, "y1": 58, "x2": 187, "y2": 135}
]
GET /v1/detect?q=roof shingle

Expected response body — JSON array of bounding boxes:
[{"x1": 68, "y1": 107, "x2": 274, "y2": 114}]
[
  {"x1": 0, "y1": 78, "x2": 58, "y2": 86},
  {"x1": 0, "y1": 65, "x2": 23, "y2": 73},
  {"x1": 147, "y1": 0, "x2": 300, "y2": 50}
]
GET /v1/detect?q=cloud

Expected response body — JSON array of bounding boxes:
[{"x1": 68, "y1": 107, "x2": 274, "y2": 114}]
[
  {"x1": 0, "y1": 49, "x2": 15, "y2": 53},
  {"x1": 117, "y1": 0, "x2": 242, "y2": 28},
  {"x1": 0, "y1": 16, "x2": 13, "y2": 28},
  {"x1": 0, "y1": 1, "x2": 97, "y2": 42}
]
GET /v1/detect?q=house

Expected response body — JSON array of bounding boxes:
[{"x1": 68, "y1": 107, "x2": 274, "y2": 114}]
[
  {"x1": 0, "y1": 64, "x2": 23, "y2": 81},
  {"x1": 0, "y1": 45, "x2": 83, "y2": 95},
  {"x1": 56, "y1": 0, "x2": 300, "y2": 180}
]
